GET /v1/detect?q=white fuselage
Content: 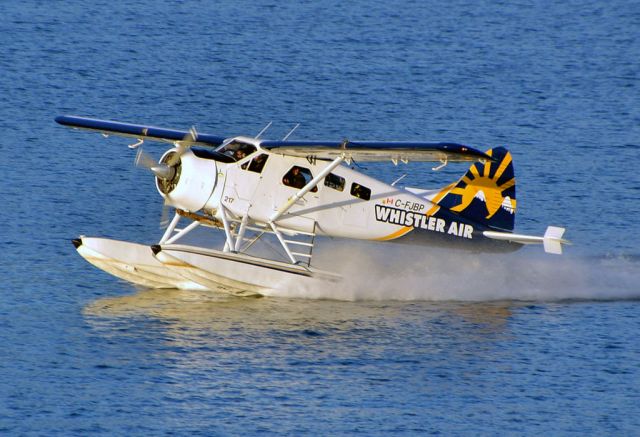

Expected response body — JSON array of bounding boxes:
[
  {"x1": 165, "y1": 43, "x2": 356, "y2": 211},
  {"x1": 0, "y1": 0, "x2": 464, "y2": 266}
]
[{"x1": 160, "y1": 144, "x2": 476, "y2": 244}]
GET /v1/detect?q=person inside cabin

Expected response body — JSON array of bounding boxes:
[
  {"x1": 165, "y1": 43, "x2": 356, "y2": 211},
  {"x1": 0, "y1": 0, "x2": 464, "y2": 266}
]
[
  {"x1": 234, "y1": 148, "x2": 247, "y2": 161},
  {"x1": 283, "y1": 166, "x2": 307, "y2": 189},
  {"x1": 224, "y1": 143, "x2": 255, "y2": 161}
]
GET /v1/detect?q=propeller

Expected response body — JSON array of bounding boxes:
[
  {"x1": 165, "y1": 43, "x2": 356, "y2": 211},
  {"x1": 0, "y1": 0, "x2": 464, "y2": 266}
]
[
  {"x1": 166, "y1": 125, "x2": 198, "y2": 166},
  {"x1": 133, "y1": 124, "x2": 197, "y2": 179},
  {"x1": 132, "y1": 125, "x2": 197, "y2": 229}
]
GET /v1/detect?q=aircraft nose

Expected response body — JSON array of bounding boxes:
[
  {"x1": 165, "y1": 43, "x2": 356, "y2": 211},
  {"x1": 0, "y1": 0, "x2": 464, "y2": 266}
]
[{"x1": 72, "y1": 238, "x2": 82, "y2": 249}]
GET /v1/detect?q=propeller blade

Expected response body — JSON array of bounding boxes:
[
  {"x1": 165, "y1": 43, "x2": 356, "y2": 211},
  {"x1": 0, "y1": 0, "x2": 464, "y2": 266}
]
[
  {"x1": 135, "y1": 147, "x2": 173, "y2": 179},
  {"x1": 134, "y1": 147, "x2": 157, "y2": 169},
  {"x1": 159, "y1": 198, "x2": 172, "y2": 228},
  {"x1": 166, "y1": 126, "x2": 197, "y2": 166}
]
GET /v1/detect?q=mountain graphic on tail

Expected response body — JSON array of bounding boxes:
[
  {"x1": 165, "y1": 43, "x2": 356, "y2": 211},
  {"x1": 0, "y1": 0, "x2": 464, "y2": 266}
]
[{"x1": 437, "y1": 147, "x2": 516, "y2": 231}]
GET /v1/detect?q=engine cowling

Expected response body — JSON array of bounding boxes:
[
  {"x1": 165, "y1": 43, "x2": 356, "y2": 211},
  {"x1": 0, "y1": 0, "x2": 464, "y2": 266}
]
[{"x1": 155, "y1": 148, "x2": 218, "y2": 212}]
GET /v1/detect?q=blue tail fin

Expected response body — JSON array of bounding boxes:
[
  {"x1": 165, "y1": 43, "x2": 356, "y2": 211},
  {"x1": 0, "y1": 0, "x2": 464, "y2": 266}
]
[{"x1": 437, "y1": 147, "x2": 516, "y2": 231}]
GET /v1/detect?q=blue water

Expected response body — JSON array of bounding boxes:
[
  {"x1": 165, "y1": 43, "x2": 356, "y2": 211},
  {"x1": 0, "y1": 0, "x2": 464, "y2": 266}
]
[{"x1": 1, "y1": 0, "x2": 640, "y2": 434}]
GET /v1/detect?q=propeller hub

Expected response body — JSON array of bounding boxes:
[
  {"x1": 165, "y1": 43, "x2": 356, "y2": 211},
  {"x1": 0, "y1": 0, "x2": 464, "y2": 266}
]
[
  {"x1": 156, "y1": 150, "x2": 182, "y2": 195},
  {"x1": 150, "y1": 164, "x2": 174, "y2": 180}
]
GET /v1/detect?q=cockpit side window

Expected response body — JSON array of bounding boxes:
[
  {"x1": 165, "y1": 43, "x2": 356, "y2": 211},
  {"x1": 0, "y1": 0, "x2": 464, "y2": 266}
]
[
  {"x1": 241, "y1": 153, "x2": 269, "y2": 173},
  {"x1": 282, "y1": 166, "x2": 317, "y2": 192}
]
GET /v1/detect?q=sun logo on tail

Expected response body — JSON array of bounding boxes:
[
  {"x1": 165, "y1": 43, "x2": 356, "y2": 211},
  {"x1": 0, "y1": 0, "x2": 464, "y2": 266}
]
[{"x1": 449, "y1": 149, "x2": 516, "y2": 219}]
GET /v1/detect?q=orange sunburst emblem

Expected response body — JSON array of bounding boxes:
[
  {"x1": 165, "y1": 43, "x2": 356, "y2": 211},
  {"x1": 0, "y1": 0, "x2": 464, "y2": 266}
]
[{"x1": 449, "y1": 150, "x2": 516, "y2": 219}]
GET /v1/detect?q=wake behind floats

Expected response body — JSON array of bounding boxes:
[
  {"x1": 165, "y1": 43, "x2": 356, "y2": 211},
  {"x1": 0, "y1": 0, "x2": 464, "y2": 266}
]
[{"x1": 57, "y1": 115, "x2": 568, "y2": 297}]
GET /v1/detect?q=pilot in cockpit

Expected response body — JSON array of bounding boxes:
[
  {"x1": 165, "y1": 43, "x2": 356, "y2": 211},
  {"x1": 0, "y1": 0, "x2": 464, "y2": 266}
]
[
  {"x1": 225, "y1": 143, "x2": 255, "y2": 161},
  {"x1": 234, "y1": 148, "x2": 247, "y2": 160}
]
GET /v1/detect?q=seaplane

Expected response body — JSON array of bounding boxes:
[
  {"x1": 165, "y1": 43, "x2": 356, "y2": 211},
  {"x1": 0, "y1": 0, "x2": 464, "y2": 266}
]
[{"x1": 56, "y1": 115, "x2": 568, "y2": 297}]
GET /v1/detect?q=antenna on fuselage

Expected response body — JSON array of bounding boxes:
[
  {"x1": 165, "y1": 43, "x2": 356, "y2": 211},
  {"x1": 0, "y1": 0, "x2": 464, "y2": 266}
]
[
  {"x1": 282, "y1": 123, "x2": 300, "y2": 140},
  {"x1": 255, "y1": 121, "x2": 273, "y2": 139}
]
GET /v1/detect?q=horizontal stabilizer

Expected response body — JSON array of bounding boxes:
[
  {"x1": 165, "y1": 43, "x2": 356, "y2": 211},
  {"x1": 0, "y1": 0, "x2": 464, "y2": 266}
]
[{"x1": 483, "y1": 226, "x2": 568, "y2": 255}]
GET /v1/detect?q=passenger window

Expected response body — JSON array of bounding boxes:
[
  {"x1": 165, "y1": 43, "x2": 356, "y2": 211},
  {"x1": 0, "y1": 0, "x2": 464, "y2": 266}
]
[
  {"x1": 324, "y1": 173, "x2": 345, "y2": 191},
  {"x1": 242, "y1": 153, "x2": 269, "y2": 173},
  {"x1": 282, "y1": 166, "x2": 317, "y2": 192},
  {"x1": 350, "y1": 182, "x2": 371, "y2": 200}
]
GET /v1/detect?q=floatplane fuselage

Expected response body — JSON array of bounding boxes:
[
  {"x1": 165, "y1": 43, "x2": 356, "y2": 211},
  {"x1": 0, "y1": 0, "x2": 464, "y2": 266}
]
[{"x1": 58, "y1": 115, "x2": 568, "y2": 296}]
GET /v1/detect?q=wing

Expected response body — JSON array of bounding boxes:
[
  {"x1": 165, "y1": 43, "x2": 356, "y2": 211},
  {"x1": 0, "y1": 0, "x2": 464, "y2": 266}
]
[
  {"x1": 56, "y1": 115, "x2": 492, "y2": 162},
  {"x1": 55, "y1": 115, "x2": 226, "y2": 147},
  {"x1": 259, "y1": 140, "x2": 492, "y2": 162}
]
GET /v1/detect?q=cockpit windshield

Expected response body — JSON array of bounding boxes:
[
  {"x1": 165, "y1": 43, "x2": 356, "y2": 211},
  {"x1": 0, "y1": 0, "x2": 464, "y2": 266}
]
[{"x1": 216, "y1": 140, "x2": 257, "y2": 161}]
